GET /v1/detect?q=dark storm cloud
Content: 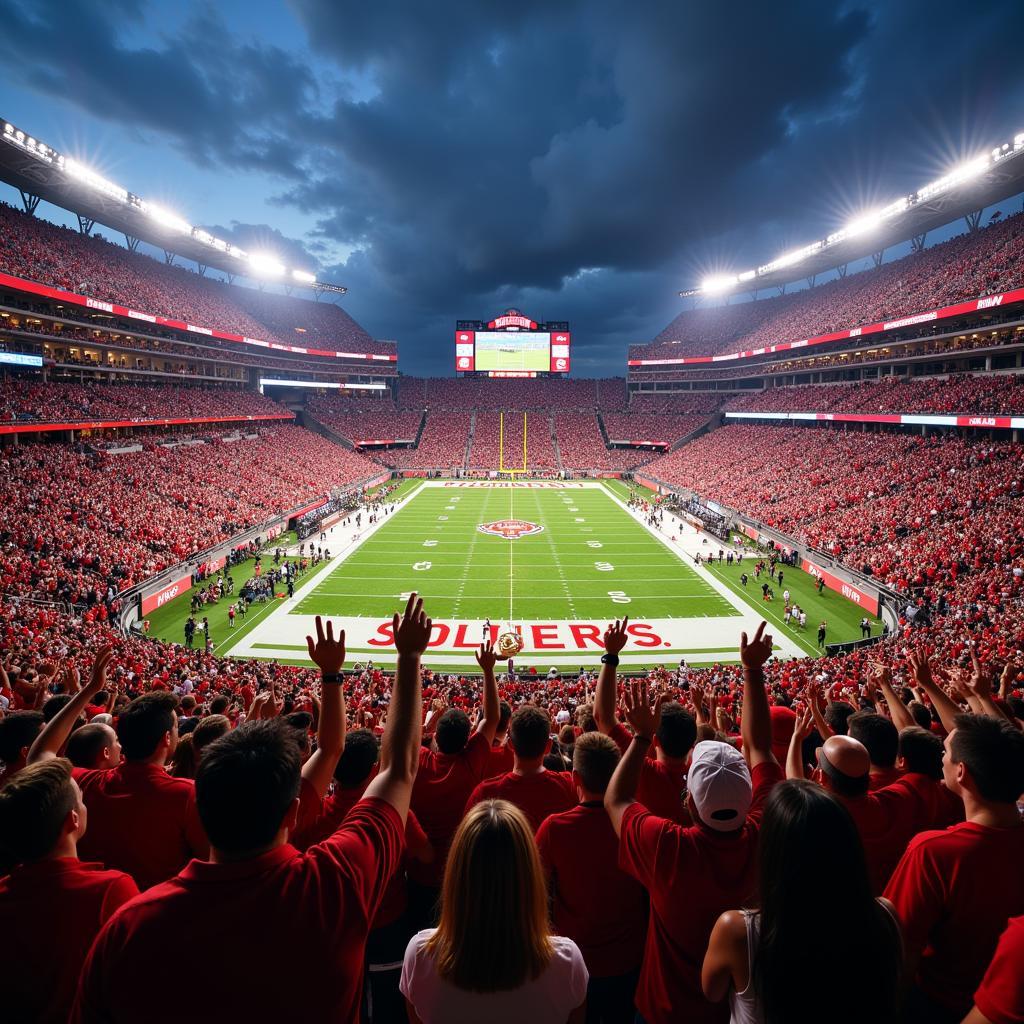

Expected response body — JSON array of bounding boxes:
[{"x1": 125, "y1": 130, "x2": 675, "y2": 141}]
[{"x1": 2, "y1": 0, "x2": 1024, "y2": 373}]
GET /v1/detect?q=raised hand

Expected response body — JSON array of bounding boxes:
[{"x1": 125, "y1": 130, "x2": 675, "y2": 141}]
[
  {"x1": 740, "y1": 621, "x2": 773, "y2": 669},
  {"x1": 793, "y1": 706, "x2": 814, "y2": 742},
  {"x1": 603, "y1": 617, "x2": 630, "y2": 656},
  {"x1": 393, "y1": 593, "x2": 432, "y2": 657},
  {"x1": 475, "y1": 638, "x2": 499, "y2": 672},
  {"x1": 622, "y1": 679, "x2": 663, "y2": 740},
  {"x1": 907, "y1": 649, "x2": 934, "y2": 689},
  {"x1": 62, "y1": 664, "x2": 81, "y2": 696},
  {"x1": 85, "y1": 646, "x2": 113, "y2": 698},
  {"x1": 967, "y1": 647, "x2": 993, "y2": 699},
  {"x1": 306, "y1": 615, "x2": 346, "y2": 674}
]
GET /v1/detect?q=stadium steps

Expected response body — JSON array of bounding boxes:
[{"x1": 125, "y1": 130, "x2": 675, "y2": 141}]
[
  {"x1": 669, "y1": 415, "x2": 719, "y2": 452},
  {"x1": 463, "y1": 411, "x2": 476, "y2": 472},
  {"x1": 299, "y1": 412, "x2": 359, "y2": 452},
  {"x1": 596, "y1": 412, "x2": 612, "y2": 446},
  {"x1": 413, "y1": 411, "x2": 427, "y2": 447},
  {"x1": 551, "y1": 415, "x2": 564, "y2": 472}
]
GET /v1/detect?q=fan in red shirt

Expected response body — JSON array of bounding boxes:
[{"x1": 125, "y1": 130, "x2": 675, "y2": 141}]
[
  {"x1": 605, "y1": 623, "x2": 784, "y2": 1024},
  {"x1": 465, "y1": 704, "x2": 576, "y2": 830},
  {"x1": 0, "y1": 757, "x2": 138, "y2": 1023},
  {"x1": 964, "y1": 914, "x2": 1024, "y2": 1024},
  {"x1": 0, "y1": 710, "x2": 44, "y2": 789},
  {"x1": 27, "y1": 656, "x2": 209, "y2": 890},
  {"x1": 408, "y1": 641, "x2": 500, "y2": 922},
  {"x1": 885, "y1": 706, "x2": 1024, "y2": 1024},
  {"x1": 594, "y1": 618, "x2": 696, "y2": 826},
  {"x1": 294, "y1": 728, "x2": 434, "y2": 1023},
  {"x1": 848, "y1": 710, "x2": 903, "y2": 790},
  {"x1": 73, "y1": 597, "x2": 432, "y2": 1024},
  {"x1": 536, "y1": 730, "x2": 648, "y2": 1023}
]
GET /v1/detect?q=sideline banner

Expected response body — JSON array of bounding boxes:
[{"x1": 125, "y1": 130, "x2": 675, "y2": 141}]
[{"x1": 801, "y1": 558, "x2": 880, "y2": 616}]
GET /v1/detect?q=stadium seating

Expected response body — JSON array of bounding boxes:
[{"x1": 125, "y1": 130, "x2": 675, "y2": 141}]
[
  {"x1": 468, "y1": 411, "x2": 558, "y2": 471},
  {"x1": 384, "y1": 411, "x2": 472, "y2": 470},
  {"x1": 0, "y1": 203, "x2": 388, "y2": 356},
  {"x1": 306, "y1": 395, "x2": 422, "y2": 443},
  {"x1": 631, "y1": 211, "x2": 1024, "y2": 359},
  {"x1": 0, "y1": 381, "x2": 289, "y2": 424}
]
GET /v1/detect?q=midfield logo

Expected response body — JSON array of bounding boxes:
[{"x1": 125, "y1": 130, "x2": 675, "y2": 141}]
[{"x1": 478, "y1": 519, "x2": 545, "y2": 539}]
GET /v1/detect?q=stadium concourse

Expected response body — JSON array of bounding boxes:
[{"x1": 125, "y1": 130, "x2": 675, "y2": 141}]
[{"x1": 1, "y1": 156, "x2": 1024, "y2": 1024}]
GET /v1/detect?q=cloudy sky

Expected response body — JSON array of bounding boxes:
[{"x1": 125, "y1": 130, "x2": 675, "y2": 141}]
[{"x1": 0, "y1": 0, "x2": 1022, "y2": 374}]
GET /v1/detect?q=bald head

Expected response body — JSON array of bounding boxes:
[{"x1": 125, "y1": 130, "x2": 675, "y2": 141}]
[{"x1": 817, "y1": 735, "x2": 870, "y2": 797}]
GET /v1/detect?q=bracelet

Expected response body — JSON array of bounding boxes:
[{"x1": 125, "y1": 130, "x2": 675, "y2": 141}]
[
  {"x1": 601, "y1": 653, "x2": 620, "y2": 666},
  {"x1": 321, "y1": 672, "x2": 344, "y2": 685},
  {"x1": 634, "y1": 733, "x2": 653, "y2": 745}
]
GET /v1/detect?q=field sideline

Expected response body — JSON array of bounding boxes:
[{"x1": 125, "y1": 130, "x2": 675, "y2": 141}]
[{"x1": 193, "y1": 480, "x2": 880, "y2": 671}]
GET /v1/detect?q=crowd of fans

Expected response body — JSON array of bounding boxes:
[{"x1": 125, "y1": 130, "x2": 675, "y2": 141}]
[
  {"x1": 0, "y1": 203, "x2": 390, "y2": 357},
  {"x1": 0, "y1": 425, "x2": 380, "y2": 606},
  {"x1": 397, "y1": 377, "x2": 627, "y2": 411},
  {"x1": 468, "y1": 412, "x2": 558, "y2": 471},
  {"x1": 631, "y1": 210, "x2": 1024, "y2": 359},
  {"x1": 0, "y1": 380, "x2": 289, "y2": 424},
  {"x1": 307, "y1": 395, "x2": 423, "y2": 443},
  {"x1": 723, "y1": 372, "x2": 1024, "y2": 415},
  {"x1": 0, "y1": 598, "x2": 1021, "y2": 1023},
  {"x1": 384, "y1": 413, "x2": 473, "y2": 472}
]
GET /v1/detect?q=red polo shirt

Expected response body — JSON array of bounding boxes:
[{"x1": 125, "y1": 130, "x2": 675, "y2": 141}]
[
  {"x1": 974, "y1": 914, "x2": 1024, "y2": 1024},
  {"x1": 610, "y1": 723, "x2": 690, "y2": 825},
  {"x1": 834, "y1": 782, "x2": 920, "y2": 894},
  {"x1": 73, "y1": 762, "x2": 208, "y2": 891},
  {"x1": 465, "y1": 769, "x2": 576, "y2": 832},
  {"x1": 619, "y1": 760, "x2": 783, "y2": 1024},
  {"x1": 885, "y1": 821, "x2": 1024, "y2": 1016},
  {"x1": 0, "y1": 858, "x2": 138, "y2": 1023},
  {"x1": 536, "y1": 801, "x2": 648, "y2": 977},
  {"x1": 409, "y1": 731, "x2": 491, "y2": 886},
  {"x1": 73, "y1": 798, "x2": 403, "y2": 1024}
]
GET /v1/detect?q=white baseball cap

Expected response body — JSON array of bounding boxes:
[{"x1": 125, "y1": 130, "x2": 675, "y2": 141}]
[{"x1": 688, "y1": 740, "x2": 752, "y2": 832}]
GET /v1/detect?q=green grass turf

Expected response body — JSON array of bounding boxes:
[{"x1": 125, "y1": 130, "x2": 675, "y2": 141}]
[
  {"x1": 145, "y1": 531, "x2": 337, "y2": 650},
  {"x1": 701, "y1": 551, "x2": 883, "y2": 657},
  {"x1": 288, "y1": 483, "x2": 735, "y2": 621}
]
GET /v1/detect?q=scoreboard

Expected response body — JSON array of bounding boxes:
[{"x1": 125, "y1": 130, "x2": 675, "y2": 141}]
[{"x1": 455, "y1": 309, "x2": 570, "y2": 376}]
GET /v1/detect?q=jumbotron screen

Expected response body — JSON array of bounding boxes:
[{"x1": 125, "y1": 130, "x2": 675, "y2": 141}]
[{"x1": 455, "y1": 310, "x2": 571, "y2": 374}]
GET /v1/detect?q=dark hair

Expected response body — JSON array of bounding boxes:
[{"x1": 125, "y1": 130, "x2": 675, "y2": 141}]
[
  {"x1": 209, "y1": 695, "x2": 230, "y2": 716},
  {"x1": 435, "y1": 708, "x2": 471, "y2": 755},
  {"x1": 284, "y1": 711, "x2": 313, "y2": 733},
  {"x1": 66, "y1": 723, "x2": 116, "y2": 769},
  {"x1": 195, "y1": 720, "x2": 302, "y2": 854},
  {"x1": 657, "y1": 701, "x2": 697, "y2": 758},
  {"x1": 572, "y1": 732, "x2": 620, "y2": 794},
  {"x1": 116, "y1": 693, "x2": 179, "y2": 760},
  {"x1": 824, "y1": 701, "x2": 856, "y2": 735},
  {"x1": 754, "y1": 780, "x2": 900, "y2": 1024},
  {"x1": 0, "y1": 758, "x2": 76, "y2": 862},
  {"x1": 42, "y1": 693, "x2": 75, "y2": 723},
  {"x1": 334, "y1": 729, "x2": 380, "y2": 786},
  {"x1": 908, "y1": 701, "x2": 933, "y2": 729},
  {"x1": 510, "y1": 706, "x2": 551, "y2": 760},
  {"x1": 950, "y1": 714, "x2": 1024, "y2": 804},
  {"x1": 497, "y1": 701, "x2": 513, "y2": 733},
  {"x1": 898, "y1": 727, "x2": 943, "y2": 779},
  {"x1": 0, "y1": 711, "x2": 44, "y2": 764},
  {"x1": 848, "y1": 712, "x2": 898, "y2": 769}
]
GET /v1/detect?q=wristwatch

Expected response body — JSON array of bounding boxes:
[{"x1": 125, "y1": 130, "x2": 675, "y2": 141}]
[
  {"x1": 600, "y1": 653, "x2": 620, "y2": 666},
  {"x1": 321, "y1": 673, "x2": 344, "y2": 685}
]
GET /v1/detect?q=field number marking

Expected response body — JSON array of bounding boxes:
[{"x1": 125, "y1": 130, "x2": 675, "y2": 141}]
[
  {"x1": 608, "y1": 590, "x2": 631, "y2": 604},
  {"x1": 595, "y1": 561, "x2": 615, "y2": 572}
]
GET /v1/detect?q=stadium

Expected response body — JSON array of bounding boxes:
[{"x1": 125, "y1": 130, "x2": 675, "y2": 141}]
[{"x1": 0, "y1": 6, "x2": 1023, "y2": 1024}]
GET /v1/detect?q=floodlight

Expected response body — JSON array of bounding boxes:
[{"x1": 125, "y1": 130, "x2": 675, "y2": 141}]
[
  {"x1": 701, "y1": 274, "x2": 738, "y2": 294},
  {"x1": 63, "y1": 159, "x2": 129, "y2": 203},
  {"x1": 249, "y1": 252, "x2": 286, "y2": 277},
  {"x1": 143, "y1": 202, "x2": 192, "y2": 234},
  {"x1": 291, "y1": 269, "x2": 316, "y2": 284}
]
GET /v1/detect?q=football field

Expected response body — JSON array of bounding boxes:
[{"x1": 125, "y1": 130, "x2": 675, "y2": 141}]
[{"x1": 224, "y1": 481, "x2": 812, "y2": 670}]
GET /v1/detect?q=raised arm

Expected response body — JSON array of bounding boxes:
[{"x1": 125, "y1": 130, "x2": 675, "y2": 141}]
[
  {"x1": 594, "y1": 617, "x2": 629, "y2": 734},
  {"x1": 604, "y1": 679, "x2": 663, "y2": 835},
  {"x1": 474, "y1": 640, "x2": 500, "y2": 744},
  {"x1": 786, "y1": 707, "x2": 814, "y2": 780},
  {"x1": 364, "y1": 593, "x2": 427, "y2": 822},
  {"x1": 301, "y1": 616, "x2": 347, "y2": 800},
  {"x1": 873, "y1": 664, "x2": 915, "y2": 732},
  {"x1": 908, "y1": 650, "x2": 961, "y2": 735},
  {"x1": 28, "y1": 646, "x2": 113, "y2": 764},
  {"x1": 966, "y1": 649, "x2": 1011, "y2": 723},
  {"x1": 739, "y1": 622, "x2": 776, "y2": 768},
  {"x1": 807, "y1": 682, "x2": 834, "y2": 740}
]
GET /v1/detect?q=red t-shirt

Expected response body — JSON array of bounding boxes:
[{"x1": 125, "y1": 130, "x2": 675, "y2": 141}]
[
  {"x1": 466, "y1": 769, "x2": 577, "y2": 833},
  {"x1": 536, "y1": 801, "x2": 648, "y2": 977},
  {"x1": 485, "y1": 741, "x2": 515, "y2": 779},
  {"x1": 974, "y1": 914, "x2": 1024, "y2": 1024},
  {"x1": 409, "y1": 731, "x2": 491, "y2": 886},
  {"x1": 295, "y1": 782, "x2": 431, "y2": 928},
  {"x1": 885, "y1": 821, "x2": 1024, "y2": 1015},
  {"x1": 74, "y1": 762, "x2": 209, "y2": 891},
  {"x1": 0, "y1": 858, "x2": 138, "y2": 1023},
  {"x1": 835, "y1": 782, "x2": 920, "y2": 894},
  {"x1": 610, "y1": 723, "x2": 691, "y2": 825},
  {"x1": 619, "y1": 761, "x2": 783, "y2": 1024},
  {"x1": 73, "y1": 798, "x2": 404, "y2": 1024},
  {"x1": 883, "y1": 772, "x2": 964, "y2": 834},
  {"x1": 868, "y1": 766, "x2": 904, "y2": 791}
]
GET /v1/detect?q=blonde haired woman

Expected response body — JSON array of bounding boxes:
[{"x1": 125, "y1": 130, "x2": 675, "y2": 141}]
[{"x1": 401, "y1": 799, "x2": 587, "y2": 1023}]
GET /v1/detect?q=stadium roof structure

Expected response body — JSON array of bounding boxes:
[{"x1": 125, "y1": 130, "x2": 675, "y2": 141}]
[
  {"x1": 683, "y1": 129, "x2": 1024, "y2": 298},
  {"x1": 0, "y1": 117, "x2": 346, "y2": 297}
]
